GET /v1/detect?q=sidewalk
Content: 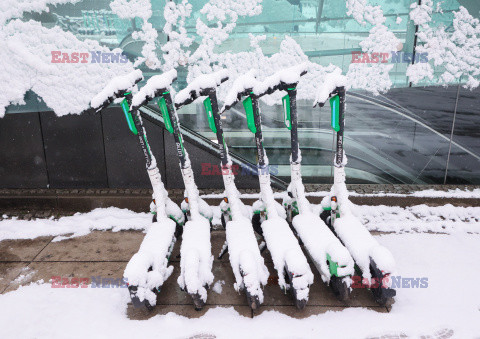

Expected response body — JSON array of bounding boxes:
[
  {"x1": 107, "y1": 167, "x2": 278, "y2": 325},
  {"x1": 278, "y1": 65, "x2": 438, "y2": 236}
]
[
  {"x1": 0, "y1": 189, "x2": 478, "y2": 337},
  {"x1": 0, "y1": 228, "x2": 389, "y2": 319}
]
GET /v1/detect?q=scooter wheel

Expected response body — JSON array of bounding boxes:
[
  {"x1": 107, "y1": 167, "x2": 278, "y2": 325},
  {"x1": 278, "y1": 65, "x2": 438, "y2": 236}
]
[{"x1": 329, "y1": 275, "x2": 350, "y2": 301}]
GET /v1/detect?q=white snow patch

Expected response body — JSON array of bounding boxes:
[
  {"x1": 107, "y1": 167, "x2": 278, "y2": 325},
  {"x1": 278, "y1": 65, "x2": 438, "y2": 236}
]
[
  {"x1": 345, "y1": 0, "x2": 399, "y2": 95},
  {"x1": 212, "y1": 280, "x2": 224, "y2": 294},
  {"x1": 0, "y1": 207, "x2": 151, "y2": 242},
  {"x1": 292, "y1": 213, "x2": 354, "y2": 282},
  {"x1": 123, "y1": 217, "x2": 176, "y2": 305},
  {"x1": 334, "y1": 214, "x2": 395, "y2": 279},
  {"x1": 314, "y1": 71, "x2": 348, "y2": 106},
  {"x1": 0, "y1": 20, "x2": 135, "y2": 117},
  {"x1": 162, "y1": 0, "x2": 193, "y2": 71},
  {"x1": 261, "y1": 216, "x2": 313, "y2": 299},
  {"x1": 90, "y1": 69, "x2": 143, "y2": 109},
  {"x1": 225, "y1": 218, "x2": 268, "y2": 302},
  {"x1": 1, "y1": 233, "x2": 479, "y2": 338},
  {"x1": 221, "y1": 69, "x2": 259, "y2": 111},
  {"x1": 306, "y1": 188, "x2": 480, "y2": 199},
  {"x1": 352, "y1": 204, "x2": 480, "y2": 234},
  {"x1": 110, "y1": 0, "x2": 161, "y2": 70},
  {"x1": 177, "y1": 218, "x2": 214, "y2": 302},
  {"x1": 175, "y1": 69, "x2": 230, "y2": 106},
  {"x1": 408, "y1": 3, "x2": 480, "y2": 89},
  {"x1": 131, "y1": 69, "x2": 177, "y2": 108},
  {"x1": 13, "y1": 268, "x2": 36, "y2": 285},
  {"x1": 252, "y1": 63, "x2": 309, "y2": 97},
  {"x1": 0, "y1": 0, "x2": 81, "y2": 26}
]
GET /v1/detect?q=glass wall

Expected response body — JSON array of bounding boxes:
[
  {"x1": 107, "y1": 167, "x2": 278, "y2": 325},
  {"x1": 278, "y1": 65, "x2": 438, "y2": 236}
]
[{"x1": 5, "y1": 0, "x2": 480, "y2": 184}]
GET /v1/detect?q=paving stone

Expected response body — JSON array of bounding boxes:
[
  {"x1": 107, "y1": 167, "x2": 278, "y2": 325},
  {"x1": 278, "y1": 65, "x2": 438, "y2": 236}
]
[
  {"x1": 207, "y1": 262, "x2": 247, "y2": 306},
  {"x1": 154, "y1": 261, "x2": 247, "y2": 307},
  {"x1": 4, "y1": 261, "x2": 127, "y2": 293},
  {"x1": 35, "y1": 230, "x2": 144, "y2": 262},
  {"x1": 307, "y1": 263, "x2": 382, "y2": 308},
  {"x1": 0, "y1": 236, "x2": 53, "y2": 262},
  {"x1": 0, "y1": 263, "x2": 29, "y2": 293}
]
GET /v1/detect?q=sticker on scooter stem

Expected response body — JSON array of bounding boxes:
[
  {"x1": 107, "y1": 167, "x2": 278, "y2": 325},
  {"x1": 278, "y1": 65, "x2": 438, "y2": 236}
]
[
  {"x1": 330, "y1": 95, "x2": 340, "y2": 132},
  {"x1": 242, "y1": 96, "x2": 257, "y2": 134},
  {"x1": 203, "y1": 97, "x2": 217, "y2": 133},
  {"x1": 157, "y1": 96, "x2": 174, "y2": 134},
  {"x1": 282, "y1": 94, "x2": 291, "y2": 130},
  {"x1": 120, "y1": 97, "x2": 138, "y2": 135}
]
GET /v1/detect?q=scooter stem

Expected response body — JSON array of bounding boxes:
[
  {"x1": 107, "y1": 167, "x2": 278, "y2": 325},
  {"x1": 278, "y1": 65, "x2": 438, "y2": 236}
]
[{"x1": 334, "y1": 86, "x2": 346, "y2": 168}]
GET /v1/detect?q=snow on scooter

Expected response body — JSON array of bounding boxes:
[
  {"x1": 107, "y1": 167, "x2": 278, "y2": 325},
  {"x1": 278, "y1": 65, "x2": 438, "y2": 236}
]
[
  {"x1": 280, "y1": 73, "x2": 355, "y2": 301},
  {"x1": 187, "y1": 72, "x2": 270, "y2": 310},
  {"x1": 222, "y1": 65, "x2": 314, "y2": 309},
  {"x1": 148, "y1": 70, "x2": 231, "y2": 310},
  {"x1": 90, "y1": 69, "x2": 185, "y2": 311},
  {"x1": 315, "y1": 74, "x2": 396, "y2": 306}
]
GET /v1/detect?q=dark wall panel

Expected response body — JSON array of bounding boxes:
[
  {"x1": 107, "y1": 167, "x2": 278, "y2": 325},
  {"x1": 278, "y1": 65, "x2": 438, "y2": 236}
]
[
  {"x1": 163, "y1": 132, "x2": 222, "y2": 189},
  {"x1": 102, "y1": 108, "x2": 166, "y2": 188},
  {"x1": 0, "y1": 112, "x2": 48, "y2": 188},
  {"x1": 163, "y1": 132, "x2": 259, "y2": 189},
  {"x1": 40, "y1": 111, "x2": 107, "y2": 188}
]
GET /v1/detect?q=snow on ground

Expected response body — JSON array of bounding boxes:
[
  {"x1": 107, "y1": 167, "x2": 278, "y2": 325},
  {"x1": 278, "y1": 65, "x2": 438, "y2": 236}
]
[
  {"x1": 347, "y1": 188, "x2": 480, "y2": 199},
  {"x1": 212, "y1": 280, "x2": 224, "y2": 294},
  {"x1": 0, "y1": 233, "x2": 479, "y2": 338},
  {"x1": 352, "y1": 204, "x2": 480, "y2": 234},
  {"x1": 0, "y1": 200, "x2": 478, "y2": 243},
  {"x1": 200, "y1": 188, "x2": 480, "y2": 199},
  {"x1": 0, "y1": 207, "x2": 151, "y2": 242}
]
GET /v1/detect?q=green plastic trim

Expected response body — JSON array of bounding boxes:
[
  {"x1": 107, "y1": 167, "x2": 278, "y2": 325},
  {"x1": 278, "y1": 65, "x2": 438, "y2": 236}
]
[
  {"x1": 330, "y1": 95, "x2": 340, "y2": 132},
  {"x1": 179, "y1": 133, "x2": 185, "y2": 155},
  {"x1": 168, "y1": 214, "x2": 185, "y2": 226},
  {"x1": 292, "y1": 200, "x2": 298, "y2": 214},
  {"x1": 158, "y1": 97, "x2": 174, "y2": 134},
  {"x1": 203, "y1": 97, "x2": 217, "y2": 133},
  {"x1": 282, "y1": 94, "x2": 292, "y2": 130},
  {"x1": 327, "y1": 253, "x2": 348, "y2": 277},
  {"x1": 327, "y1": 253, "x2": 338, "y2": 276},
  {"x1": 143, "y1": 135, "x2": 151, "y2": 155},
  {"x1": 120, "y1": 98, "x2": 138, "y2": 135},
  {"x1": 242, "y1": 96, "x2": 257, "y2": 134}
]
